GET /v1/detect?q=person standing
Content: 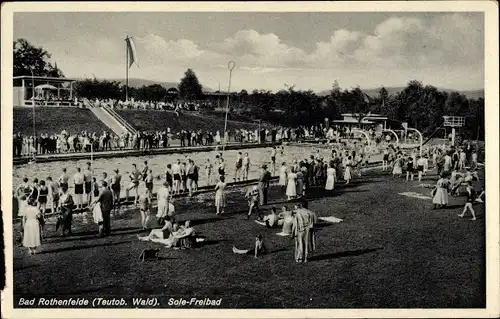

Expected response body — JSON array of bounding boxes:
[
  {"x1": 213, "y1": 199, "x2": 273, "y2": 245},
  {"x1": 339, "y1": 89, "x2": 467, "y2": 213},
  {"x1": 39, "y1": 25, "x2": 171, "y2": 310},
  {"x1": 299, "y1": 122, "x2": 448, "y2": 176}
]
[
  {"x1": 58, "y1": 185, "x2": 74, "y2": 237},
  {"x1": 47, "y1": 177, "x2": 60, "y2": 213},
  {"x1": 344, "y1": 156, "x2": 353, "y2": 184},
  {"x1": 138, "y1": 190, "x2": 151, "y2": 229},
  {"x1": 406, "y1": 156, "x2": 415, "y2": 181},
  {"x1": 286, "y1": 167, "x2": 297, "y2": 201},
  {"x1": 392, "y1": 154, "x2": 403, "y2": 178},
  {"x1": 204, "y1": 159, "x2": 213, "y2": 186},
  {"x1": 58, "y1": 168, "x2": 69, "y2": 190},
  {"x1": 84, "y1": 162, "x2": 93, "y2": 208},
  {"x1": 416, "y1": 156, "x2": 426, "y2": 182},
  {"x1": 242, "y1": 152, "x2": 251, "y2": 181},
  {"x1": 110, "y1": 169, "x2": 122, "y2": 212},
  {"x1": 325, "y1": 162, "x2": 336, "y2": 191},
  {"x1": 157, "y1": 181, "x2": 171, "y2": 220},
  {"x1": 458, "y1": 182, "x2": 477, "y2": 221},
  {"x1": 37, "y1": 180, "x2": 49, "y2": 217},
  {"x1": 296, "y1": 167, "x2": 305, "y2": 198},
  {"x1": 258, "y1": 165, "x2": 271, "y2": 206},
  {"x1": 443, "y1": 152, "x2": 452, "y2": 176},
  {"x1": 432, "y1": 173, "x2": 450, "y2": 209},
  {"x1": 214, "y1": 176, "x2": 226, "y2": 215},
  {"x1": 93, "y1": 181, "x2": 114, "y2": 237},
  {"x1": 73, "y1": 167, "x2": 85, "y2": 211},
  {"x1": 245, "y1": 185, "x2": 260, "y2": 220},
  {"x1": 22, "y1": 198, "x2": 42, "y2": 255},
  {"x1": 235, "y1": 152, "x2": 243, "y2": 181},
  {"x1": 292, "y1": 205, "x2": 307, "y2": 263},
  {"x1": 144, "y1": 169, "x2": 154, "y2": 200},
  {"x1": 278, "y1": 162, "x2": 287, "y2": 189},
  {"x1": 172, "y1": 159, "x2": 182, "y2": 194},
  {"x1": 126, "y1": 164, "x2": 141, "y2": 205},
  {"x1": 186, "y1": 160, "x2": 196, "y2": 197},
  {"x1": 270, "y1": 147, "x2": 277, "y2": 175}
]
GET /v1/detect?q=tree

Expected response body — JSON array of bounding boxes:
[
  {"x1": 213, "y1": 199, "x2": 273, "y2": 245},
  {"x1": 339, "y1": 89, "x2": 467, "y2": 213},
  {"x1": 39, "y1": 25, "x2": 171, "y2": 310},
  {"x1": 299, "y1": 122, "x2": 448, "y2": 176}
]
[
  {"x1": 74, "y1": 78, "x2": 121, "y2": 100},
  {"x1": 14, "y1": 38, "x2": 63, "y2": 77},
  {"x1": 178, "y1": 69, "x2": 203, "y2": 100}
]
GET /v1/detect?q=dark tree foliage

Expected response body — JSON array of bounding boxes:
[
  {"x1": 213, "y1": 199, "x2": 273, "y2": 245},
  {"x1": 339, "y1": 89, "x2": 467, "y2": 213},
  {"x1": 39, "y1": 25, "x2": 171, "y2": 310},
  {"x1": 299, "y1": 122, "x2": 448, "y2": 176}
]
[
  {"x1": 178, "y1": 69, "x2": 203, "y2": 100},
  {"x1": 14, "y1": 39, "x2": 63, "y2": 77}
]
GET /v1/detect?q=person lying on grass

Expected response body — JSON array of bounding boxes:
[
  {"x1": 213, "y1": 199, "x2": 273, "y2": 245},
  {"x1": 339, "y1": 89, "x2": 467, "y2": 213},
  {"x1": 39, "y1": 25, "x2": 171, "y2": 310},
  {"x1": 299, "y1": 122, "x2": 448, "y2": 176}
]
[
  {"x1": 138, "y1": 217, "x2": 173, "y2": 241},
  {"x1": 138, "y1": 220, "x2": 196, "y2": 249},
  {"x1": 232, "y1": 235, "x2": 267, "y2": 258},
  {"x1": 263, "y1": 207, "x2": 279, "y2": 228}
]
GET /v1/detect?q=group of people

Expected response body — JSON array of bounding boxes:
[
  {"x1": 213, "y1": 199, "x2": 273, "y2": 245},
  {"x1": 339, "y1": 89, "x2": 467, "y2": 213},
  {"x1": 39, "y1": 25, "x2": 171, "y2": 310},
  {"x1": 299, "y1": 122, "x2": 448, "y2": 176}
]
[
  {"x1": 15, "y1": 127, "x2": 485, "y2": 262},
  {"x1": 92, "y1": 98, "x2": 214, "y2": 112}
]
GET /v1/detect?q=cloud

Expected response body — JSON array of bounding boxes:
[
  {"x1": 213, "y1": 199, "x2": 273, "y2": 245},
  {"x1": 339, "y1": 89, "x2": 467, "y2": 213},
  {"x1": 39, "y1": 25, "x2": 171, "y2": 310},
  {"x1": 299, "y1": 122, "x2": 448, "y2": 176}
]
[
  {"x1": 34, "y1": 13, "x2": 482, "y2": 91},
  {"x1": 218, "y1": 29, "x2": 307, "y2": 68}
]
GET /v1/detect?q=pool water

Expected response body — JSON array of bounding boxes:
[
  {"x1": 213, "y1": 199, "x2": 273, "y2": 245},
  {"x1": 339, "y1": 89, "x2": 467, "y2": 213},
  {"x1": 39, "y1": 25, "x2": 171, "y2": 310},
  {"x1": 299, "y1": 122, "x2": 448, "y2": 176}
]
[{"x1": 13, "y1": 145, "x2": 355, "y2": 198}]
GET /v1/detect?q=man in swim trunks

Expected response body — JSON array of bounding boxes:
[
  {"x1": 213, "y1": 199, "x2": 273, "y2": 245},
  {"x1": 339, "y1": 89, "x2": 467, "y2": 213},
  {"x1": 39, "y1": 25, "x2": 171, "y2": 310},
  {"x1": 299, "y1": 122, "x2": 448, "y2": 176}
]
[
  {"x1": 126, "y1": 164, "x2": 141, "y2": 205},
  {"x1": 111, "y1": 168, "x2": 122, "y2": 212},
  {"x1": 83, "y1": 162, "x2": 93, "y2": 207},
  {"x1": 172, "y1": 159, "x2": 181, "y2": 195},
  {"x1": 73, "y1": 167, "x2": 85, "y2": 211},
  {"x1": 58, "y1": 168, "x2": 69, "y2": 191}
]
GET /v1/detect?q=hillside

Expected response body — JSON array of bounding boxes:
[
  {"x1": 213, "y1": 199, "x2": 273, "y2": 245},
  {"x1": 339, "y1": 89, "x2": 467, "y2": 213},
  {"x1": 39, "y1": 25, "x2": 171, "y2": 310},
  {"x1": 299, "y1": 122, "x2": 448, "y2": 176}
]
[
  {"x1": 14, "y1": 107, "x2": 110, "y2": 135},
  {"x1": 117, "y1": 109, "x2": 267, "y2": 133},
  {"x1": 317, "y1": 87, "x2": 484, "y2": 100}
]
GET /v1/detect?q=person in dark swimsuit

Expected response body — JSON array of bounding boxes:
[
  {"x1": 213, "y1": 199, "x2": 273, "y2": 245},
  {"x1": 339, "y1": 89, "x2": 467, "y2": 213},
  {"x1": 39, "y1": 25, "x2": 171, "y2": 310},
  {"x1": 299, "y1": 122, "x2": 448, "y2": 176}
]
[
  {"x1": 458, "y1": 182, "x2": 477, "y2": 221},
  {"x1": 165, "y1": 164, "x2": 173, "y2": 188},
  {"x1": 406, "y1": 156, "x2": 414, "y2": 181},
  {"x1": 37, "y1": 180, "x2": 49, "y2": 216}
]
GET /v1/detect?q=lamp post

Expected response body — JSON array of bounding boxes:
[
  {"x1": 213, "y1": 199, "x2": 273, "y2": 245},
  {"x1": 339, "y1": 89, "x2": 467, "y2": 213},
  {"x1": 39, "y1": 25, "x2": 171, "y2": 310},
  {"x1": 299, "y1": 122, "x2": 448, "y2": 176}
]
[
  {"x1": 406, "y1": 127, "x2": 423, "y2": 156},
  {"x1": 382, "y1": 129, "x2": 399, "y2": 145},
  {"x1": 222, "y1": 61, "x2": 236, "y2": 153},
  {"x1": 30, "y1": 68, "x2": 36, "y2": 159}
]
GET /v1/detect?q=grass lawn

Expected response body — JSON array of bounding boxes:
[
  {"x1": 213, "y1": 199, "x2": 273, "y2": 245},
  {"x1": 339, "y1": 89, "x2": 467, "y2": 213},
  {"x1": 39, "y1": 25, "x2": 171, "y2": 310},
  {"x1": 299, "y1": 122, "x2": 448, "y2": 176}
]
[
  {"x1": 13, "y1": 168, "x2": 485, "y2": 308},
  {"x1": 14, "y1": 107, "x2": 110, "y2": 135},
  {"x1": 117, "y1": 109, "x2": 266, "y2": 133}
]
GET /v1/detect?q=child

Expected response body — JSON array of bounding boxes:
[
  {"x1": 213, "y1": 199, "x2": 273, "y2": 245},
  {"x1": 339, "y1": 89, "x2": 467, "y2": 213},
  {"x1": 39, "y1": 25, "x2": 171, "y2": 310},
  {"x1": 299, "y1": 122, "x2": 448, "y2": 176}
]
[
  {"x1": 232, "y1": 234, "x2": 267, "y2": 259},
  {"x1": 406, "y1": 156, "x2": 414, "y2": 181},
  {"x1": 416, "y1": 156, "x2": 426, "y2": 182},
  {"x1": 245, "y1": 185, "x2": 260, "y2": 220},
  {"x1": 458, "y1": 182, "x2": 477, "y2": 221},
  {"x1": 254, "y1": 235, "x2": 267, "y2": 258}
]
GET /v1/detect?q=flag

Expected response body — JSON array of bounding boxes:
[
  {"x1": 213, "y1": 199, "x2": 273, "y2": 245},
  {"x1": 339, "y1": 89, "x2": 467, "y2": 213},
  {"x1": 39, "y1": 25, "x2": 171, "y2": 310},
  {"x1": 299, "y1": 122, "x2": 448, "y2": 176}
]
[{"x1": 126, "y1": 36, "x2": 139, "y2": 68}]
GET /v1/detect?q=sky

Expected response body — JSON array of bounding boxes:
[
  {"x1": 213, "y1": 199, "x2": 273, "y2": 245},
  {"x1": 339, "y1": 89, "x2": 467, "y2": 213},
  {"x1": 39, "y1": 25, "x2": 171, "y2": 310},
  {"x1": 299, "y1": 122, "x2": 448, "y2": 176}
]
[{"x1": 14, "y1": 12, "x2": 484, "y2": 92}]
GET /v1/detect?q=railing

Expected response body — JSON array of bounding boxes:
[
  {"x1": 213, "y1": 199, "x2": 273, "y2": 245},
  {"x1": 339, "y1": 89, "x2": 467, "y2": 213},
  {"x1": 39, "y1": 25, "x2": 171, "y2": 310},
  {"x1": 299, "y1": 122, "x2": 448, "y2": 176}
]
[{"x1": 102, "y1": 105, "x2": 137, "y2": 134}]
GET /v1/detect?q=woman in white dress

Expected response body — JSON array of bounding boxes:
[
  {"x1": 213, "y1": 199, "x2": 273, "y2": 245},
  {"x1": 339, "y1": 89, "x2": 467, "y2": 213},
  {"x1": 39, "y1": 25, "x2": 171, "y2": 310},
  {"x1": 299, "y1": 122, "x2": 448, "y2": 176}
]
[
  {"x1": 392, "y1": 154, "x2": 403, "y2": 177},
  {"x1": 432, "y1": 173, "x2": 450, "y2": 209},
  {"x1": 286, "y1": 167, "x2": 297, "y2": 200},
  {"x1": 214, "y1": 176, "x2": 226, "y2": 215},
  {"x1": 23, "y1": 198, "x2": 41, "y2": 255},
  {"x1": 325, "y1": 162, "x2": 336, "y2": 190},
  {"x1": 278, "y1": 162, "x2": 287, "y2": 188},
  {"x1": 343, "y1": 156, "x2": 353, "y2": 184}
]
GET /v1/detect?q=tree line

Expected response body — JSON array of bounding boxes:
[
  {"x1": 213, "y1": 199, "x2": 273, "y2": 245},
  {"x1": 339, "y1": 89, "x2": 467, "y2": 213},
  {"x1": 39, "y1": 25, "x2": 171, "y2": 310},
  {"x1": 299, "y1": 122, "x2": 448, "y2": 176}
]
[{"x1": 14, "y1": 38, "x2": 484, "y2": 140}]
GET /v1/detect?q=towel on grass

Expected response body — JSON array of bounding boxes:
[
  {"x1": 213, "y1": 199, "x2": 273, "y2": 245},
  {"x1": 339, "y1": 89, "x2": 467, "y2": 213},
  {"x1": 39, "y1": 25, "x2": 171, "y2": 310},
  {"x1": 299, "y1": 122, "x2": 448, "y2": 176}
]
[
  {"x1": 319, "y1": 216, "x2": 343, "y2": 223},
  {"x1": 275, "y1": 232, "x2": 290, "y2": 236}
]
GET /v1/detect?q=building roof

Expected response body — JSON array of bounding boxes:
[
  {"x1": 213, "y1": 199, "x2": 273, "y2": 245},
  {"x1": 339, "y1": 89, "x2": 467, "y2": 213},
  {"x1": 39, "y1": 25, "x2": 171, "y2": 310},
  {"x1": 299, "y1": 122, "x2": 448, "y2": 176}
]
[{"x1": 13, "y1": 76, "x2": 77, "y2": 82}]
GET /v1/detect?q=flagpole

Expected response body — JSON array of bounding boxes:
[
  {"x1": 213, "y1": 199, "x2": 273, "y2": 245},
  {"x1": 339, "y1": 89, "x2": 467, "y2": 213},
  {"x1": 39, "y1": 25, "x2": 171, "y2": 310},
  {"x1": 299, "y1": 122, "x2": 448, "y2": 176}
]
[
  {"x1": 222, "y1": 61, "x2": 235, "y2": 154},
  {"x1": 125, "y1": 36, "x2": 129, "y2": 102}
]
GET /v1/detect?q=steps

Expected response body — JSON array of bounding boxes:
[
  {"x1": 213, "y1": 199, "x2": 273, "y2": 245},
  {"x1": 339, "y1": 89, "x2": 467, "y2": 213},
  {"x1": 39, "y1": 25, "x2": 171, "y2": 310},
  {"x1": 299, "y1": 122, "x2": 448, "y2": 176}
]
[
  {"x1": 102, "y1": 105, "x2": 137, "y2": 134},
  {"x1": 84, "y1": 99, "x2": 136, "y2": 136}
]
